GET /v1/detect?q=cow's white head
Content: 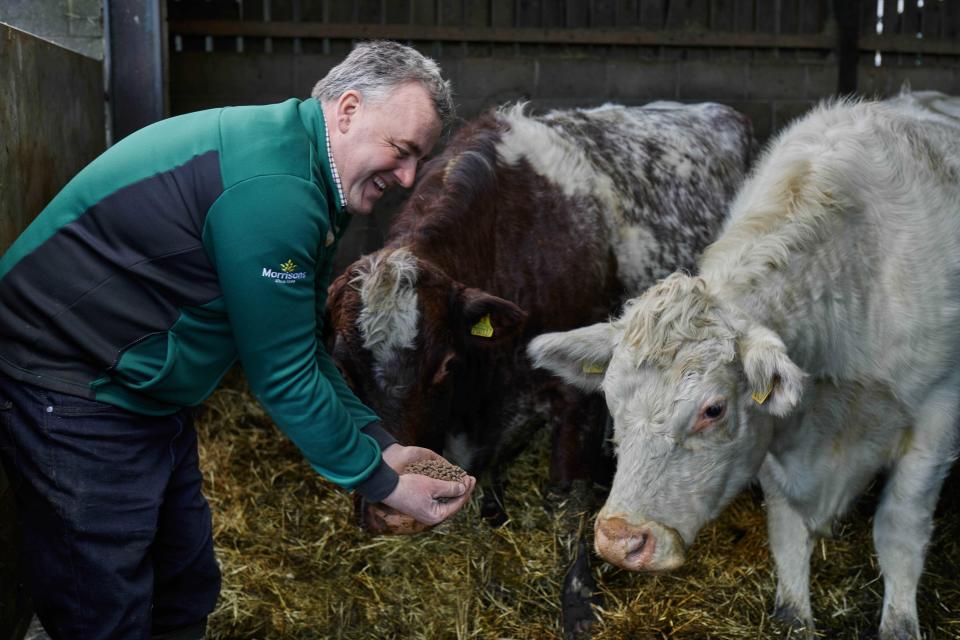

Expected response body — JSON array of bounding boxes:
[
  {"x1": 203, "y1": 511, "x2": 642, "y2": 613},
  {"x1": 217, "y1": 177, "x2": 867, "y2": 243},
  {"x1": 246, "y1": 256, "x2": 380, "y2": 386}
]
[{"x1": 527, "y1": 272, "x2": 806, "y2": 571}]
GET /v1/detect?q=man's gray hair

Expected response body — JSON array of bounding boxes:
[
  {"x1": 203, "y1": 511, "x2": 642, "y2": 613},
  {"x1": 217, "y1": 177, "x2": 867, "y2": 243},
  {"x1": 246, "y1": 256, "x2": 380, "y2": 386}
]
[{"x1": 311, "y1": 40, "x2": 455, "y2": 130}]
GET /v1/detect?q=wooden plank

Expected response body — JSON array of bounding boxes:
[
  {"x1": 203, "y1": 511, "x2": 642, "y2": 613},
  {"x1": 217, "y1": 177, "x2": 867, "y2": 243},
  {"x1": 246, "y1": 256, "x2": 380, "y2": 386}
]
[
  {"x1": 326, "y1": 0, "x2": 356, "y2": 22},
  {"x1": 859, "y1": 32, "x2": 960, "y2": 55},
  {"x1": 780, "y1": 0, "x2": 799, "y2": 33},
  {"x1": 919, "y1": 0, "x2": 942, "y2": 39},
  {"x1": 798, "y1": 0, "x2": 822, "y2": 33},
  {"x1": 882, "y1": 0, "x2": 900, "y2": 35},
  {"x1": 300, "y1": 0, "x2": 325, "y2": 21},
  {"x1": 542, "y1": 0, "x2": 567, "y2": 27},
  {"x1": 298, "y1": 0, "x2": 325, "y2": 52},
  {"x1": 462, "y1": 0, "x2": 489, "y2": 27},
  {"x1": 271, "y1": 0, "x2": 294, "y2": 20},
  {"x1": 438, "y1": 0, "x2": 464, "y2": 25},
  {"x1": 357, "y1": 0, "x2": 382, "y2": 22},
  {"x1": 489, "y1": 0, "x2": 512, "y2": 27},
  {"x1": 516, "y1": 0, "x2": 542, "y2": 27},
  {"x1": 566, "y1": 0, "x2": 591, "y2": 27},
  {"x1": 639, "y1": 0, "x2": 666, "y2": 28},
  {"x1": 733, "y1": 0, "x2": 754, "y2": 31},
  {"x1": 755, "y1": 0, "x2": 775, "y2": 33},
  {"x1": 1, "y1": 23, "x2": 105, "y2": 250},
  {"x1": 711, "y1": 0, "x2": 735, "y2": 31},
  {"x1": 242, "y1": 0, "x2": 266, "y2": 20},
  {"x1": 615, "y1": 0, "x2": 640, "y2": 27},
  {"x1": 462, "y1": 0, "x2": 489, "y2": 55},
  {"x1": 946, "y1": 0, "x2": 960, "y2": 39},
  {"x1": 385, "y1": 0, "x2": 410, "y2": 24},
  {"x1": 411, "y1": 0, "x2": 436, "y2": 25},
  {"x1": 666, "y1": 0, "x2": 710, "y2": 29},
  {"x1": 591, "y1": 0, "x2": 618, "y2": 27},
  {"x1": 170, "y1": 18, "x2": 841, "y2": 47},
  {"x1": 183, "y1": 0, "x2": 241, "y2": 19},
  {"x1": 860, "y1": 0, "x2": 877, "y2": 33},
  {"x1": 900, "y1": 0, "x2": 920, "y2": 36}
]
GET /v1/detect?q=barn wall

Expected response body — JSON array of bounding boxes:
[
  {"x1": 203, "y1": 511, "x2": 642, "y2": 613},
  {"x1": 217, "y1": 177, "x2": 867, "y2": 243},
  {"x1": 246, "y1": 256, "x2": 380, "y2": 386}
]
[
  {"x1": 167, "y1": 0, "x2": 960, "y2": 137},
  {"x1": 164, "y1": 0, "x2": 960, "y2": 271}
]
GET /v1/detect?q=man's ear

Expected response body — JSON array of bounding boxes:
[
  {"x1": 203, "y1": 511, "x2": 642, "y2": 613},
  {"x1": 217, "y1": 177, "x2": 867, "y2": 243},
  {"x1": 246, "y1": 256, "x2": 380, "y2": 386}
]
[
  {"x1": 526, "y1": 322, "x2": 618, "y2": 393},
  {"x1": 459, "y1": 287, "x2": 527, "y2": 347},
  {"x1": 336, "y1": 89, "x2": 362, "y2": 133},
  {"x1": 739, "y1": 324, "x2": 806, "y2": 417}
]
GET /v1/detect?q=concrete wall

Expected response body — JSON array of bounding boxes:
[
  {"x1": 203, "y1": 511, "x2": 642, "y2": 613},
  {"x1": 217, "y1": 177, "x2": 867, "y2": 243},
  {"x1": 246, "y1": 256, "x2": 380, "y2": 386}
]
[{"x1": 0, "y1": 0, "x2": 103, "y2": 60}]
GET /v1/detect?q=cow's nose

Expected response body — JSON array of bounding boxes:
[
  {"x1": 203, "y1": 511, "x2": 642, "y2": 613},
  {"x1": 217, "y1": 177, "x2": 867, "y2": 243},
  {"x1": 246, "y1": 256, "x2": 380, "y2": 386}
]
[{"x1": 594, "y1": 515, "x2": 685, "y2": 572}]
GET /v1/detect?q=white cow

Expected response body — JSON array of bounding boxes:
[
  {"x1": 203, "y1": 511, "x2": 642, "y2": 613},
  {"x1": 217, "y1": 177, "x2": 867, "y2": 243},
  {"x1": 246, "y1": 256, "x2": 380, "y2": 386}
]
[{"x1": 527, "y1": 91, "x2": 960, "y2": 640}]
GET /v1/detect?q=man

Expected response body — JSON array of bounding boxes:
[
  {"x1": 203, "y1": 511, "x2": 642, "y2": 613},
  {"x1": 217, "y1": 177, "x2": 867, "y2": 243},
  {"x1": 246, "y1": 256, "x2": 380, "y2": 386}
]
[{"x1": 0, "y1": 40, "x2": 475, "y2": 640}]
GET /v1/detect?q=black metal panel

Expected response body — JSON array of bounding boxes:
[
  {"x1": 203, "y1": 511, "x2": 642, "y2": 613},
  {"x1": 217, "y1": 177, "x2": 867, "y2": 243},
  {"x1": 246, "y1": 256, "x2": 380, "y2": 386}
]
[{"x1": 108, "y1": 0, "x2": 165, "y2": 141}]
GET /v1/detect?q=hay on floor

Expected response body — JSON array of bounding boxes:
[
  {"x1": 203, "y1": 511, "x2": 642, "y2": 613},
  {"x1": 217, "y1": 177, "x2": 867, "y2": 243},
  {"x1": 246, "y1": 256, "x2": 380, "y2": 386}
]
[{"x1": 195, "y1": 374, "x2": 960, "y2": 639}]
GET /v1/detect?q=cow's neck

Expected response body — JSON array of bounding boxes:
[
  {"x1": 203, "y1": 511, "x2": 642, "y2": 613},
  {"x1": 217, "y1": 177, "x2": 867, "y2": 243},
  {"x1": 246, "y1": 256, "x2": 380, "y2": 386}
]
[{"x1": 705, "y1": 218, "x2": 881, "y2": 380}]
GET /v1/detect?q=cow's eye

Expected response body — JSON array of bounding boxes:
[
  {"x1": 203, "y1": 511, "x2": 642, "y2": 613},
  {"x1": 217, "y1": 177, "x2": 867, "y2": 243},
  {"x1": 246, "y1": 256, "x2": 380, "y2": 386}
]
[
  {"x1": 704, "y1": 404, "x2": 724, "y2": 419},
  {"x1": 692, "y1": 399, "x2": 726, "y2": 433}
]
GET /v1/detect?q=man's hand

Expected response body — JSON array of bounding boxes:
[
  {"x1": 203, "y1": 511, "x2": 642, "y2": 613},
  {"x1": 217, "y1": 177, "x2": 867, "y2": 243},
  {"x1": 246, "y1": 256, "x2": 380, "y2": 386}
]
[{"x1": 379, "y1": 444, "x2": 476, "y2": 526}]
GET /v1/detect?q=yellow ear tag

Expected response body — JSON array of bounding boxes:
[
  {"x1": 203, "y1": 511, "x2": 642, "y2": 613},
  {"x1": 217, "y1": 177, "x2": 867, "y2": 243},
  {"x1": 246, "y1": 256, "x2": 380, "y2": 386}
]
[
  {"x1": 582, "y1": 362, "x2": 606, "y2": 374},
  {"x1": 751, "y1": 382, "x2": 774, "y2": 405},
  {"x1": 470, "y1": 314, "x2": 494, "y2": 338}
]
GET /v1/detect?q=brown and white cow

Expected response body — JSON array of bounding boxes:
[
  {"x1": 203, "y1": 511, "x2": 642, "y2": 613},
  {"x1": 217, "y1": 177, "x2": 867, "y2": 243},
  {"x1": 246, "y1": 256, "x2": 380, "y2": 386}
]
[
  {"x1": 528, "y1": 91, "x2": 960, "y2": 639},
  {"x1": 327, "y1": 100, "x2": 753, "y2": 636}
]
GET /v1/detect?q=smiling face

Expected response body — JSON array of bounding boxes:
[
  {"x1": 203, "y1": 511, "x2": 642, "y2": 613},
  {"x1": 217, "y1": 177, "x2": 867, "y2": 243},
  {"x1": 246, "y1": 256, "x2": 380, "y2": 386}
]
[{"x1": 327, "y1": 81, "x2": 442, "y2": 215}]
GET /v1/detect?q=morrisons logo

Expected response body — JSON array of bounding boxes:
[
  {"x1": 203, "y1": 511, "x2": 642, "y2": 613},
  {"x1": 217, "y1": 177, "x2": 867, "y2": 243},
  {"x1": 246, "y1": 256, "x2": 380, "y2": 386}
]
[{"x1": 262, "y1": 259, "x2": 307, "y2": 284}]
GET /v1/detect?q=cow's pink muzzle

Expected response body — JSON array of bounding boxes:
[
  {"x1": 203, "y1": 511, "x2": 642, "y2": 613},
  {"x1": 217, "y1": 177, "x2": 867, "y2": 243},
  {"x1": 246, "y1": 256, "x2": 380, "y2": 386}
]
[{"x1": 594, "y1": 515, "x2": 686, "y2": 571}]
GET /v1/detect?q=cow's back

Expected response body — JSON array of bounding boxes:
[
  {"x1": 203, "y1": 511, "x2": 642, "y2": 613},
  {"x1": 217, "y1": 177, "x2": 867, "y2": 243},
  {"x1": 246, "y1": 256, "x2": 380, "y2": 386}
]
[
  {"x1": 496, "y1": 103, "x2": 754, "y2": 300},
  {"x1": 400, "y1": 102, "x2": 754, "y2": 335},
  {"x1": 703, "y1": 95, "x2": 960, "y2": 409}
]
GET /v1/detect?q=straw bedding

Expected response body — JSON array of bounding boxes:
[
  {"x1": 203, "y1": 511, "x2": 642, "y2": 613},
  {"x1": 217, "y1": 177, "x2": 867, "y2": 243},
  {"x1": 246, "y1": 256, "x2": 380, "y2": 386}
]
[{"x1": 197, "y1": 372, "x2": 959, "y2": 639}]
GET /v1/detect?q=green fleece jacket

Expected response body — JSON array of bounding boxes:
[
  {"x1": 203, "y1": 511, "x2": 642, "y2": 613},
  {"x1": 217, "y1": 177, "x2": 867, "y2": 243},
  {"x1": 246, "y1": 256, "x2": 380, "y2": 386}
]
[{"x1": 0, "y1": 98, "x2": 398, "y2": 500}]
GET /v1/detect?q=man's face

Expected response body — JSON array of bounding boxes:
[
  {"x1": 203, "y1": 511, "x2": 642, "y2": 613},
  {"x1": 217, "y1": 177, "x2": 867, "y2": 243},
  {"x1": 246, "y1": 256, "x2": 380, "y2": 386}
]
[{"x1": 333, "y1": 81, "x2": 442, "y2": 215}]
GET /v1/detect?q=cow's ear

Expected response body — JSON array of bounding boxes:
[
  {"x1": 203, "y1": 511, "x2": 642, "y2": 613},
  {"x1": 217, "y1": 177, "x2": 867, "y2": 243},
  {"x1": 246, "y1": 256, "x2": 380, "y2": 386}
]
[
  {"x1": 739, "y1": 324, "x2": 806, "y2": 417},
  {"x1": 460, "y1": 288, "x2": 528, "y2": 347},
  {"x1": 526, "y1": 322, "x2": 618, "y2": 393}
]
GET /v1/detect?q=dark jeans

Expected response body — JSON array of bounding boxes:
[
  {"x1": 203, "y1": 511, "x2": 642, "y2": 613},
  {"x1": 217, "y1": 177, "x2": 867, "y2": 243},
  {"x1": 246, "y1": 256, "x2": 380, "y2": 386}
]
[{"x1": 0, "y1": 375, "x2": 220, "y2": 640}]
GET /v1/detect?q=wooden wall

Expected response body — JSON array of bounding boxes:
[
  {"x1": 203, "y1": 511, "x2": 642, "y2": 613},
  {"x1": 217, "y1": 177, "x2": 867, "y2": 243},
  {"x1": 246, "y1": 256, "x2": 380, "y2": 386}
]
[
  {"x1": 0, "y1": 25, "x2": 105, "y2": 640},
  {"x1": 0, "y1": 25, "x2": 105, "y2": 254},
  {"x1": 164, "y1": 0, "x2": 960, "y2": 270}
]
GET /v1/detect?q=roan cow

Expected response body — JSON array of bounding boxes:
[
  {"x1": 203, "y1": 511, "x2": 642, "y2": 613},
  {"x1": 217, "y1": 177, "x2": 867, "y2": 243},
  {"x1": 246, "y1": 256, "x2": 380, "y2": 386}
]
[
  {"x1": 527, "y1": 91, "x2": 960, "y2": 640},
  {"x1": 327, "y1": 101, "x2": 754, "y2": 636}
]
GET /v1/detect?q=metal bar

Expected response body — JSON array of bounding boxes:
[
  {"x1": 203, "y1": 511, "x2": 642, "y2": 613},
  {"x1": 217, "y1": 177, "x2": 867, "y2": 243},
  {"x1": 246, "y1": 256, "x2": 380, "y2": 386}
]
[
  {"x1": 169, "y1": 18, "x2": 840, "y2": 48},
  {"x1": 109, "y1": 0, "x2": 165, "y2": 141}
]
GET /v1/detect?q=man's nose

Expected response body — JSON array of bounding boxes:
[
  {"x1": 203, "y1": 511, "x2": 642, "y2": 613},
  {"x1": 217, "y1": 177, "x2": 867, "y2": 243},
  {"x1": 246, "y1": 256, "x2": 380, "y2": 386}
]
[{"x1": 395, "y1": 158, "x2": 418, "y2": 188}]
